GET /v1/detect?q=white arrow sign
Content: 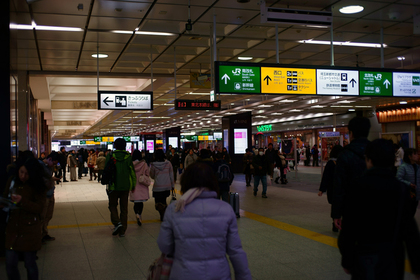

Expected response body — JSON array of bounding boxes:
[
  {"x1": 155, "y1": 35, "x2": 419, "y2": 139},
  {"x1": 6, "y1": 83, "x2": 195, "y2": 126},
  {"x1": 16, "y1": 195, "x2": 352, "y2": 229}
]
[
  {"x1": 383, "y1": 79, "x2": 391, "y2": 89},
  {"x1": 221, "y1": 74, "x2": 230, "y2": 84}
]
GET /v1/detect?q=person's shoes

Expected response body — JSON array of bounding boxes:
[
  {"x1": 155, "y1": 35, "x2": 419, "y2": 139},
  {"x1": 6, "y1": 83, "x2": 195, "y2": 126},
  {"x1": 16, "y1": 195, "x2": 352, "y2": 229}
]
[
  {"x1": 155, "y1": 203, "x2": 167, "y2": 221},
  {"x1": 262, "y1": 194, "x2": 268, "y2": 198},
  {"x1": 63, "y1": 180, "x2": 69, "y2": 182},
  {"x1": 136, "y1": 214, "x2": 142, "y2": 226},
  {"x1": 89, "y1": 179, "x2": 92, "y2": 181},
  {"x1": 274, "y1": 178, "x2": 280, "y2": 184},
  {"x1": 253, "y1": 191, "x2": 257, "y2": 197},
  {"x1": 42, "y1": 235, "x2": 56, "y2": 242},
  {"x1": 112, "y1": 223, "x2": 122, "y2": 236}
]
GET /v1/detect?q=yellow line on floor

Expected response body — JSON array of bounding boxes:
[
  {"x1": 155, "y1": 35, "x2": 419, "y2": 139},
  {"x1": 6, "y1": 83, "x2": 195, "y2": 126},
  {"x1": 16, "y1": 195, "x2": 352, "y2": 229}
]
[{"x1": 241, "y1": 209, "x2": 412, "y2": 273}]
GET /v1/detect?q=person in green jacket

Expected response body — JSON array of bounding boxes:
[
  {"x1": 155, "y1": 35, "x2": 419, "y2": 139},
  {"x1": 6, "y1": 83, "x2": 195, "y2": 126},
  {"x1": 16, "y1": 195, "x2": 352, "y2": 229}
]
[{"x1": 105, "y1": 138, "x2": 136, "y2": 237}]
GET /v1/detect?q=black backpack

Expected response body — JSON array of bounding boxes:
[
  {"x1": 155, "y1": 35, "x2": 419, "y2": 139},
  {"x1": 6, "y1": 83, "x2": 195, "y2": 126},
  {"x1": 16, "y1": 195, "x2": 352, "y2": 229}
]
[
  {"x1": 217, "y1": 163, "x2": 232, "y2": 183},
  {"x1": 101, "y1": 154, "x2": 117, "y2": 185}
]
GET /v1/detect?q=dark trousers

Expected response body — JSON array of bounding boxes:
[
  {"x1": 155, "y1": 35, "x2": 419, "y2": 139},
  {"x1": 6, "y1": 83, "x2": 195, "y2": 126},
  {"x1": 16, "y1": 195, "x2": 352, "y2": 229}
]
[
  {"x1": 78, "y1": 163, "x2": 83, "y2": 178},
  {"x1": 133, "y1": 202, "x2": 144, "y2": 216},
  {"x1": 97, "y1": 170, "x2": 103, "y2": 182},
  {"x1": 313, "y1": 156, "x2": 319, "y2": 166},
  {"x1": 108, "y1": 190, "x2": 129, "y2": 235},
  {"x1": 6, "y1": 250, "x2": 39, "y2": 280},
  {"x1": 245, "y1": 172, "x2": 252, "y2": 186},
  {"x1": 173, "y1": 168, "x2": 178, "y2": 183}
]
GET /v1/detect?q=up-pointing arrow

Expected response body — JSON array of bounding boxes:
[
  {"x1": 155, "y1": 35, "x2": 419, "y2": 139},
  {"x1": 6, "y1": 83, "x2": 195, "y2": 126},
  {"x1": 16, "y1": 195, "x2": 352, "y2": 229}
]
[
  {"x1": 264, "y1": 75, "x2": 272, "y2": 85},
  {"x1": 349, "y1": 78, "x2": 357, "y2": 88},
  {"x1": 383, "y1": 79, "x2": 391, "y2": 89},
  {"x1": 221, "y1": 74, "x2": 230, "y2": 84}
]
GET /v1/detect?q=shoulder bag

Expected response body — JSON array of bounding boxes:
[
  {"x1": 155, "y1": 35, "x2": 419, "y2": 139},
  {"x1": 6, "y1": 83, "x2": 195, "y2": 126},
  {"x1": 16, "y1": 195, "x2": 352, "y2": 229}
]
[
  {"x1": 147, "y1": 253, "x2": 173, "y2": 280},
  {"x1": 138, "y1": 164, "x2": 151, "y2": 186}
]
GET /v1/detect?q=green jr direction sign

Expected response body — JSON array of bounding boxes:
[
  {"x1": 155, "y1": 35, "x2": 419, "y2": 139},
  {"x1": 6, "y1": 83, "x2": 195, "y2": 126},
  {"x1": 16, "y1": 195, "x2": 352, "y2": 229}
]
[
  {"x1": 218, "y1": 65, "x2": 260, "y2": 94},
  {"x1": 360, "y1": 71, "x2": 392, "y2": 96}
]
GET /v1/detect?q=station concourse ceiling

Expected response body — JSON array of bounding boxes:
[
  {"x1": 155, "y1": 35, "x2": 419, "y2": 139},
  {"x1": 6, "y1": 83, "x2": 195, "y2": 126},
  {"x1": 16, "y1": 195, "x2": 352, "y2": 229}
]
[{"x1": 10, "y1": 0, "x2": 420, "y2": 139}]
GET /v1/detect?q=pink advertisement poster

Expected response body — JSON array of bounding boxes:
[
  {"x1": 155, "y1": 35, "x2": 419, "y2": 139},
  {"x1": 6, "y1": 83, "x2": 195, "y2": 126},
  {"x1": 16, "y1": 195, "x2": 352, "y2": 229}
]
[{"x1": 147, "y1": 140, "x2": 154, "y2": 151}]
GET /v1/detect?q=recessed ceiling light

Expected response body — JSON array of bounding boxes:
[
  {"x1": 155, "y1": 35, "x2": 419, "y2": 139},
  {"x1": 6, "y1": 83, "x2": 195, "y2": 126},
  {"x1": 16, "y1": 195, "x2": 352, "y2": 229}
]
[
  {"x1": 398, "y1": 56, "x2": 405, "y2": 60},
  {"x1": 92, "y1": 53, "x2": 108, "y2": 58},
  {"x1": 348, "y1": 109, "x2": 356, "y2": 111},
  {"x1": 400, "y1": 101, "x2": 407, "y2": 104},
  {"x1": 279, "y1": 99, "x2": 297, "y2": 103},
  {"x1": 339, "y1": 5, "x2": 364, "y2": 14},
  {"x1": 238, "y1": 56, "x2": 253, "y2": 60}
]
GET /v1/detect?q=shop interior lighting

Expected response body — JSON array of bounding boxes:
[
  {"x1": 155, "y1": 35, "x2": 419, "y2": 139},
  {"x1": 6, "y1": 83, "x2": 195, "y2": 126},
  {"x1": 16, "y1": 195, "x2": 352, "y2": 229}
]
[
  {"x1": 10, "y1": 23, "x2": 83, "y2": 32},
  {"x1": 91, "y1": 53, "x2": 108, "y2": 58},
  {"x1": 238, "y1": 56, "x2": 253, "y2": 60},
  {"x1": 400, "y1": 101, "x2": 408, "y2": 104},
  {"x1": 398, "y1": 57, "x2": 406, "y2": 61},
  {"x1": 298, "y1": 39, "x2": 385, "y2": 48},
  {"x1": 339, "y1": 5, "x2": 364, "y2": 14},
  {"x1": 112, "y1": 30, "x2": 176, "y2": 36}
]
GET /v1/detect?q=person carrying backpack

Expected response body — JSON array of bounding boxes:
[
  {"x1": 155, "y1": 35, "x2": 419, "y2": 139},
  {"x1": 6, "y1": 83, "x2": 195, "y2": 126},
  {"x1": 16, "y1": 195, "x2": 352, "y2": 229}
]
[
  {"x1": 104, "y1": 138, "x2": 136, "y2": 237},
  {"x1": 214, "y1": 152, "x2": 233, "y2": 202}
]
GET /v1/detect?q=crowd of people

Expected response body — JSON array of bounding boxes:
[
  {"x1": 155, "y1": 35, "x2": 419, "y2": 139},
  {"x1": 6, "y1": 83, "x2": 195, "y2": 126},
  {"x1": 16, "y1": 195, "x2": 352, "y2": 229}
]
[{"x1": 2, "y1": 116, "x2": 420, "y2": 279}]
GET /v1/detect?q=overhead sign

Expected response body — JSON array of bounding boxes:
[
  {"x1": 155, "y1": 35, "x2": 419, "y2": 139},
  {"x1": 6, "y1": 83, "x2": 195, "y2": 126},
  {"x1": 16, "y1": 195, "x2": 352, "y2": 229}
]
[
  {"x1": 317, "y1": 69, "x2": 358, "y2": 95},
  {"x1": 190, "y1": 73, "x2": 211, "y2": 89},
  {"x1": 360, "y1": 71, "x2": 392, "y2": 96},
  {"x1": 175, "y1": 99, "x2": 221, "y2": 110},
  {"x1": 393, "y1": 72, "x2": 420, "y2": 97},
  {"x1": 261, "y1": 67, "x2": 316, "y2": 94},
  {"x1": 98, "y1": 91, "x2": 153, "y2": 110},
  {"x1": 257, "y1": 124, "x2": 273, "y2": 132},
  {"x1": 218, "y1": 65, "x2": 260, "y2": 93}
]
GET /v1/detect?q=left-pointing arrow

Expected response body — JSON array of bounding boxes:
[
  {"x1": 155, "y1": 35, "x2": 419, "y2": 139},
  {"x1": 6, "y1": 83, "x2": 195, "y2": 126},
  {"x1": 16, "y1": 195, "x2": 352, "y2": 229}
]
[{"x1": 103, "y1": 96, "x2": 114, "y2": 106}]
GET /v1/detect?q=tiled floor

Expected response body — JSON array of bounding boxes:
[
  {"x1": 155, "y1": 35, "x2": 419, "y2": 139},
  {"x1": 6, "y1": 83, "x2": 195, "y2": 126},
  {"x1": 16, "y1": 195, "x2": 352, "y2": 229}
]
[{"x1": 1, "y1": 165, "x2": 419, "y2": 279}]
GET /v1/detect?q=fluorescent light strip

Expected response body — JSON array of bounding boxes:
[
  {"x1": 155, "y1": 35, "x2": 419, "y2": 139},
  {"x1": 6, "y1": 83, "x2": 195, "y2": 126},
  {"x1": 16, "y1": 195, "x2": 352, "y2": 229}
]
[
  {"x1": 112, "y1": 30, "x2": 176, "y2": 36},
  {"x1": 298, "y1": 39, "x2": 386, "y2": 48},
  {"x1": 10, "y1": 23, "x2": 83, "y2": 32}
]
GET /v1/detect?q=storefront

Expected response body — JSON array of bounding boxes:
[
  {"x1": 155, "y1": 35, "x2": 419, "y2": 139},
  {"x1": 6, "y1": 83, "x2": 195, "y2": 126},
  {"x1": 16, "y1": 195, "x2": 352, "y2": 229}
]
[{"x1": 252, "y1": 113, "x2": 354, "y2": 150}]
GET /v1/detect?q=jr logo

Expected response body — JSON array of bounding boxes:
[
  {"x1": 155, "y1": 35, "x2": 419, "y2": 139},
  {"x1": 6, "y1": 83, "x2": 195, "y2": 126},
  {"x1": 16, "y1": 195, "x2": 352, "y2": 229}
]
[
  {"x1": 374, "y1": 74, "x2": 382, "y2": 81},
  {"x1": 232, "y1": 68, "x2": 241, "y2": 76},
  {"x1": 413, "y1": 76, "x2": 420, "y2": 86}
]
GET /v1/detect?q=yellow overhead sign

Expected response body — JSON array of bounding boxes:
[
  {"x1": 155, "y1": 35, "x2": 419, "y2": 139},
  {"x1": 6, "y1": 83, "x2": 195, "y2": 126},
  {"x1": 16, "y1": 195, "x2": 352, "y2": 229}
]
[
  {"x1": 261, "y1": 67, "x2": 316, "y2": 94},
  {"x1": 102, "y1": 136, "x2": 114, "y2": 142}
]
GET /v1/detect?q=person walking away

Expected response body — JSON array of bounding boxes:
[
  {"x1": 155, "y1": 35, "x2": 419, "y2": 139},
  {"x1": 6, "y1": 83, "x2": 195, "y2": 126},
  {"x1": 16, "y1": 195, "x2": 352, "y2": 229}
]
[
  {"x1": 311, "y1": 145, "x2": 319, "y2": 167},
  {"x1": 150, "y1": 149, "x2": 174, "y2": 221},
  {"x1": 168, "y1": 148, "x2": 180, "y2": 183},
  {"x1": 157, "y1": 162, "x2": 252, "y2": 280},
  {"x1": 105, "y1": 138, "x2": 136, "y2": 237},
  {"x1": 265, "y1": 143, "x2": 276, "y2": 181},
  {"x1": 253, "y1": 148, "x2": 269, "y2": 198},
  {"x1": 396, "y1": 148, "x2": 420, "y2": 217},
  {"x1": 305, "y1": 145, "x2": 311, "y2": 166},
  {"x1": 69, "y1": 150, "x2": 78, "y2": 181},
  {"x1": 222, "y1": 147, "x2": 232, "y2": 165},
  {"x1": 243, "y1": 148, "x2": 254, "y2": 187},
  {"x1": 332, "y1": 116, "x2": 371, "y2": 230},
  {"x1": 184, "y1": 149, "x2": 197, "y2": 170},
  {"x1": 318, "y1": 145, "x2": 344, "y2": 232},
  {"x1": 96, "y1": 152, "x2": 106, "y2": 183},
  {"x1": 338, "y1": 139, "x2": 420, "y2": 280},
  {"x1": 130, "y1": 150, "x2": 150, "y2": 226},
  {"x1": 58, "y1": 147, "x2": 68, "y2": 182},
  {"x1": 214, "y1": 153, "x2": 233, "y2": 202},
  {"x1": 87, "y1": 149, "x2": 97, "y2": 181},
  {"x1": 3, "y1": 157, "x2": 47, "y2": 280}
]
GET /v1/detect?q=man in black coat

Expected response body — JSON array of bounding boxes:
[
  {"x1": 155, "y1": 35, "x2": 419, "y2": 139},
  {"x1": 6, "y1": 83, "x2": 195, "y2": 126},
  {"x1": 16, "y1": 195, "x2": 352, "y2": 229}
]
[
  {"x1": 58, "y1": 147, "x2": 68, "y2": 183},
  {"x1": 168, "y1": 148, "x2": 180, "y2": 183},
  {"x1": 332, "y1": 116, "x2": 370, "y2": 230},
  {"x1": 253, "y1": 148, "x2": 269, "y2": 198},
  {"x1": 338, "y1": 139, "x2": 420, "y2": 279}
]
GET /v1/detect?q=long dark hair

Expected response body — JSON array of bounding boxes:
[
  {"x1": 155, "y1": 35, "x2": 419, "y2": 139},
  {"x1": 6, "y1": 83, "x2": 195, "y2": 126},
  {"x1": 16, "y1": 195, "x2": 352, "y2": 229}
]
[
  {"x1": 15, "y1": 157, "x2": 47, "y2": 194},
  {"x1": 132, "y1": 149, "x2": 143, "y2": 161}
]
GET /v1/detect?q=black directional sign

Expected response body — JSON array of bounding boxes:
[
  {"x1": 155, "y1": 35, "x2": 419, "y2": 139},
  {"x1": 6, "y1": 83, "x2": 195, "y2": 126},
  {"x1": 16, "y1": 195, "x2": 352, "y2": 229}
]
[{"x1": 97, "y1": 91, "x2": 153, "y2": 110}]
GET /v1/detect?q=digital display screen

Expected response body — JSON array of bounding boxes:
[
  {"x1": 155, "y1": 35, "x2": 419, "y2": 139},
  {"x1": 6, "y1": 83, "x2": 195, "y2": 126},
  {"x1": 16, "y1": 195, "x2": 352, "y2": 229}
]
[
  {"x1": 168, "y1": 137, "x2": 178, "y2": 148},
  {"x1": 214, "y1": 132, "x2": 222, "y2": 139},
  {"x1": 175, "y1": 99, "x2": 221, "y2": 110},
  {"x1": 146, "y1": 140, "x2": 154, "y2": 153},
  {"x1": 234, "y1": 128, "x2": 248, "y2": 154}
]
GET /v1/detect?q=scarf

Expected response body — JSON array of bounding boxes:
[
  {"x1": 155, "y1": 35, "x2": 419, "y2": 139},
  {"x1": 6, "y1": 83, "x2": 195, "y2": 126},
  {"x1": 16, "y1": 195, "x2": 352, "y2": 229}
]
[{"x1": 175, "y1": 187, "x2": 208, "y2": 213}]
